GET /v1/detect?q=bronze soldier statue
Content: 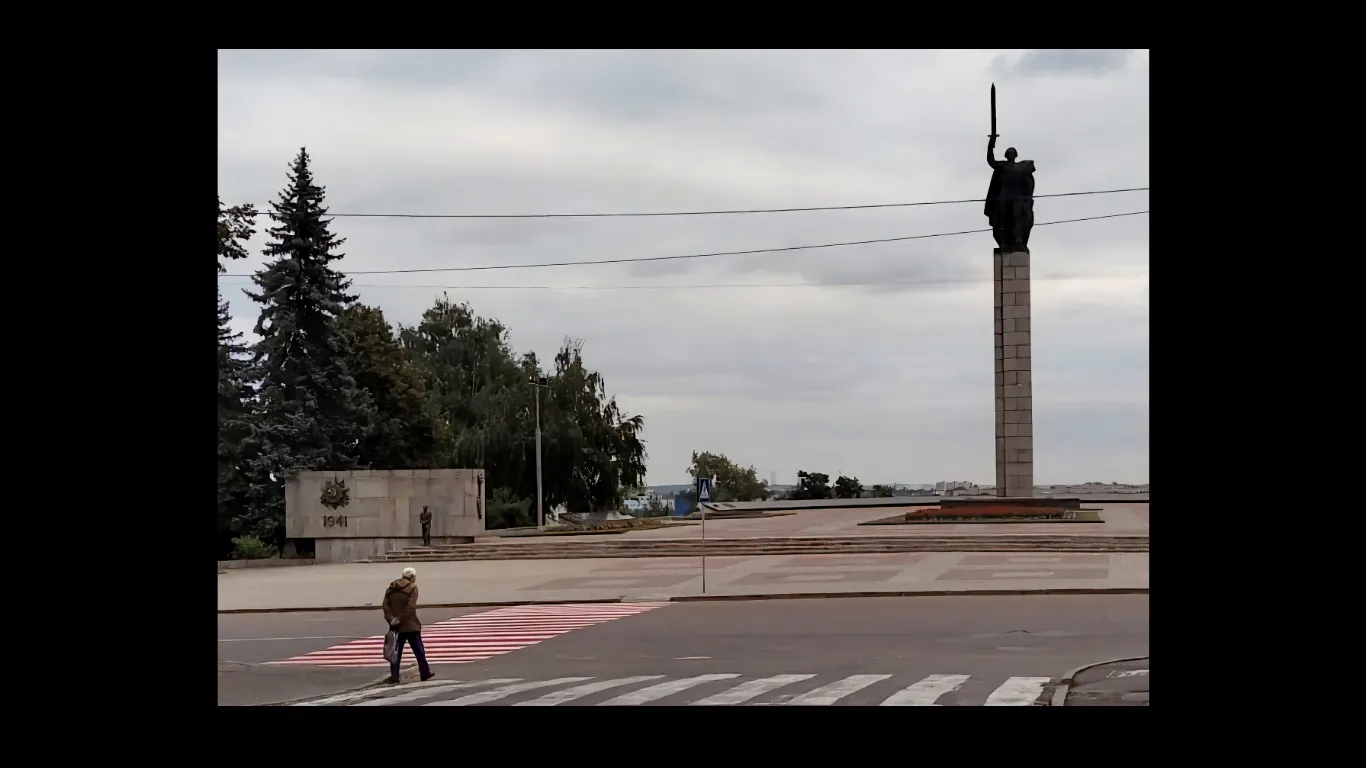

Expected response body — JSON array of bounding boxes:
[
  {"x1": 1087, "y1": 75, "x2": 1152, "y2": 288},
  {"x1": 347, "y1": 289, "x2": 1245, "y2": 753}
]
[
  {"x1": 419, "y1": 505, "x2": 433, "y2": 547},
  {"x1": 983, "y1": 84, "x2": 1036, "y2": 252},
  {"x1": 984, "y1": 136, "x2": 1036, "y2": 251}
]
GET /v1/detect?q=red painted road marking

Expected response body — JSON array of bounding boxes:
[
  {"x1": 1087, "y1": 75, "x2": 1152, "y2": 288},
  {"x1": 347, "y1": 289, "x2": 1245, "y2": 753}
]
[{"x1": 268, "y1": 603, "x2": 669, "y2": 668}]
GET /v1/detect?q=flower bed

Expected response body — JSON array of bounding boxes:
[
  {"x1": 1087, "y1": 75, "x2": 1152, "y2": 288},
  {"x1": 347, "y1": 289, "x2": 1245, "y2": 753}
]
[{"x1": 905, "y1": 505, "x2": 1067, "y2": 520}]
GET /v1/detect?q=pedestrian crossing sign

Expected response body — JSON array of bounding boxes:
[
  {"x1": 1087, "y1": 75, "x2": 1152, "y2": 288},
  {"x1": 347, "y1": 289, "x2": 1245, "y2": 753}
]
[{"x1": 697, "y1": 477, "x2": 711, "y2": 503}]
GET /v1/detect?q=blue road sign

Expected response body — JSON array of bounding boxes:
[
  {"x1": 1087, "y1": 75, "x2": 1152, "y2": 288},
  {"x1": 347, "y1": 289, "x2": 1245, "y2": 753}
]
[{"x1": 697, "y1": 477, "x2": 712, "y2": 504}]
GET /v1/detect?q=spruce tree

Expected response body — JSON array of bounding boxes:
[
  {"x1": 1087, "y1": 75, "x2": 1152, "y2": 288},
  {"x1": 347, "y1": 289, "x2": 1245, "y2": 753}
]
[
  {"x1": 217, "y1": 289, "x2": 254, "y2": 546},
  {"x1": 218, "y1": 196, "x2": 256, "y2": 270},
  {"x1": 241, "y1": 149, "x2": 373, "y2": 542},
  {"x1": 217, "y1": 198, "x2": 257, "y2": 554}
]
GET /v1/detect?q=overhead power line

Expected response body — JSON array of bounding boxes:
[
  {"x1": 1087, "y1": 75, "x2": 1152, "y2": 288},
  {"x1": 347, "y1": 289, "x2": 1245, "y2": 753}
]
[
  {"x1": 238, "y1": 186, "x2": 1148, "y2": 220},
  {"x1": 217, "y1": 272, "x2": 1150, "y2": 292},
  {"x1": 220, "y1": 210, "x2": 1148, "y2": 277}
]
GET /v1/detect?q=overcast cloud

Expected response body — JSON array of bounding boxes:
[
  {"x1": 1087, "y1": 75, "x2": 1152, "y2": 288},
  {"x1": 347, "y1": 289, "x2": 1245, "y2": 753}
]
[{"x1": 216, "y1": 49, "x2": 1149, "y2": 487}]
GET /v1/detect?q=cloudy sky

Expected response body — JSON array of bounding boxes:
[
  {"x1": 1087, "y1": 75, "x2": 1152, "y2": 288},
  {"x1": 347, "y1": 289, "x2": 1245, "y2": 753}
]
[{"x1": 216, "y1": 49, "x2": 1148, "y2": 487}]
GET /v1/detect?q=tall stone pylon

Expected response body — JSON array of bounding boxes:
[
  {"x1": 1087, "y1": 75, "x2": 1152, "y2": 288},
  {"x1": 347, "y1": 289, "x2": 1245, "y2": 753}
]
[{"x1": 994, "y1": 248, "x2": 1033, "y2": 497}]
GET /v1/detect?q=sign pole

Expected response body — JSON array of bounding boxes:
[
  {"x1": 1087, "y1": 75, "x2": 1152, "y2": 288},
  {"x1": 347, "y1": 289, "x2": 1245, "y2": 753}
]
[{"x1": 697, "y1": 476, "x2": 712, "y2": 594}]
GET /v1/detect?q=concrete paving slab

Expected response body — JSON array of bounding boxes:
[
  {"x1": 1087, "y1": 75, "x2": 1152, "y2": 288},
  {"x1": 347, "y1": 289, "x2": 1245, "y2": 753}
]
[
  {"x1": 574, "y1": 503, "x2": 1148, "y2": 542},
  {"x1": 218, "y1": 551, "x2": 1148, "y2": 612}
]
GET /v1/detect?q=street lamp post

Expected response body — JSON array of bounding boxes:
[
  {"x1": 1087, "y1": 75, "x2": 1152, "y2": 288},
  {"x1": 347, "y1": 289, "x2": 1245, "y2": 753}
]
[{"x1": 531, "y1": 375, "x2": 549, "y2": 528}]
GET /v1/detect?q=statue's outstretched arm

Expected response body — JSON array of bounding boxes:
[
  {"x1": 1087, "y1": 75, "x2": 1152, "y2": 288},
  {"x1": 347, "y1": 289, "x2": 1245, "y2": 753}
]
[{"x1": 987, "y1": 137, "x2": 1002, "y2": 170}]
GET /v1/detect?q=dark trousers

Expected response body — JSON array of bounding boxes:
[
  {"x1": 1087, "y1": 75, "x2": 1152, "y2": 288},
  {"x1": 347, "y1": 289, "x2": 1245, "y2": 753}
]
[
  {"x1": 421, "y1": 526, "x2": 431, "y2": 547},
  {"x1": 391, "y1": 631, "x2": 431, "y2": 679}
]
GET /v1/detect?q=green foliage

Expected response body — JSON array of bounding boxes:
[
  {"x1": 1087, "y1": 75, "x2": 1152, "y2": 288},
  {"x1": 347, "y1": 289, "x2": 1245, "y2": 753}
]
[
  {"x1": 870, "y1": 484, "x2": 896, "y2": 498},
  {"x1": 686, "y1": 451, "x2": 770, "y2": 502},
  {"x1": 230, "y1": 535, "x2": 278, "y2": 560},
  {"x1": 486, "y1": 487, "x2": 535, "y2": 530},
  {"x1": 834, "y1": 475, "x2": 863, "y2": 499},
  {"x1": 401, "y1": 296, "x2": 647, "y2": 517},
  {"x1": 214, "y1": 151, "x2": 651, "y2": 555},
  {"x1": 218, "y1": 198, "x2": 257, "y2": 557},
  {"x1": 544, "y1": 338, "x2": 647, "y2": 513},
  {"x1": 788, "y1": 470, "x2": 832, "y2": 500},
  {"x1": 239, "y1": 148, "x2": 375, "y2": 546},
  {"x1": 339, "y1": 304, "x2": 444, "y2": 470},
  {"x1": 217, "y1": 197, "x2": 257, "y2": 271},
  {"x1": 401, "y1": 294, "x2": 529, "y2": 485}
]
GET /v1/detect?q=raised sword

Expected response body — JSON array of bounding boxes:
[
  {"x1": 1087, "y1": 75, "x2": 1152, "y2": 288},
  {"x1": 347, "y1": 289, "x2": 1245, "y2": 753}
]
[{"x1": 990, "y1": 83, "x2": 999, "y2": 140}]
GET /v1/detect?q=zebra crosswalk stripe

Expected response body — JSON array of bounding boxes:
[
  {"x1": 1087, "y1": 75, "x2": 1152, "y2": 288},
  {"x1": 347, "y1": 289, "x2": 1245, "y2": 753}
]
[
  {"x1": 880, "y1": 674, "x2": 971, "y2": 706},
  {"x1": 783, "y1": 674, "x2": 892, "y2": 705},
  {"x1": 691, "y1": 674, "x2": 818, "y2": 706},
  {"x1": 292, "y1": 679, "x2": 486, "y2": 707},
  {"x1": 426, "y1": 677, "x2": 593, "y2": 707},
  {"x1": 292, "y1": 673, "x2": 1056, "y2": 706},
  {"x1": 354, "y1": 679, "x2": 520, "y2": 706},
  {"x1": 515, "y1": 676, "x2": 665, "y2": 706},
  {"x1": 983, "y1": 677, "x2": 1052, "y2": 706},
  {"x1": 597, "y1": 674, "x2": 741, "y2": 706}
]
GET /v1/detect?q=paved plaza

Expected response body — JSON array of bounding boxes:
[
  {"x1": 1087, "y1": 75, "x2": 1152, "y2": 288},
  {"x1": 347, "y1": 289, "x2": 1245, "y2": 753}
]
[
  {"x1": 560, "y1": 503, "x2": 1147, "y2": 541},
  {"x1": 218, "y1": 549, "x2": 1148, "y2": 612}
]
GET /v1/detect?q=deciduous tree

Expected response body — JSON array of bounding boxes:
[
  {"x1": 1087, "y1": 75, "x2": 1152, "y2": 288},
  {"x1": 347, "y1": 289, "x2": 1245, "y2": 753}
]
[
  {"x1": 789, "y1": 470, "x2": 832, "y2": 500},
  {"x1": 339, "y1": 304, "x2": 444, "y2": 470},
  {"x1": 685, "y1": 451, "x2": 769, "y2": 502},
  {"x1": 834, "y1": 474, "x2": 863, "y2": 499}
]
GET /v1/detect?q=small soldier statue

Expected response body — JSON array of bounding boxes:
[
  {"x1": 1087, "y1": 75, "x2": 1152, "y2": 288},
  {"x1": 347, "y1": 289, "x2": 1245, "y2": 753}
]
[{"x1": 419, "y1": 505, "x2": 433, "y2": 547}]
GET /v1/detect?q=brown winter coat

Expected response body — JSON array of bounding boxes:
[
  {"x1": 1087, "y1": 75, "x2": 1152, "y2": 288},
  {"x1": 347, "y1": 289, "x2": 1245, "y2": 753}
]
[{"x1": 382, "y1": 578, "x2": 422, "y2": 633}]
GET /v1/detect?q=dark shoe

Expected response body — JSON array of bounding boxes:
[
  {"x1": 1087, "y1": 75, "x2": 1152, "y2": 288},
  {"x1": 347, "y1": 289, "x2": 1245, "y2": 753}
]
[
  {"x1": 420, "y1": 672, "x2": 437, "y2": 682},
  {"x1": 384, "y1": 676, "x2": 401, "y2": 685}
]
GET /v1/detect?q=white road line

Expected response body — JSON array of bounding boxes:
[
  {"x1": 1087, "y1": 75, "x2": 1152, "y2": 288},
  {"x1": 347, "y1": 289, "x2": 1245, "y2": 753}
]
[
  {"x1": 513, "y1": 676, "x2": 665, "y2": 706},
  {"x1": 983, "y1": 676, "x2": 1052, "y2": 706},
  {"x1": 293, "y1": 679, "x2": 488, "y2": 707},
  {"x1": 425, "y1": 678, "x2": 593, "y2": 706},
  {"x1": 597, "y1": 674, "x2": 741, "y2": 706},
  {"x1": 355, "y1": 679, "x2": 519, "y2": 706},
  {"x1": 880, "y1": 674, "x2": 970, "y2": 706},
  {"x1": 783, "y1": 675, "x2": 892, "y2": 705},
  {"x1": 691, "y1": 674, "x2": 817, "y2": 706}
]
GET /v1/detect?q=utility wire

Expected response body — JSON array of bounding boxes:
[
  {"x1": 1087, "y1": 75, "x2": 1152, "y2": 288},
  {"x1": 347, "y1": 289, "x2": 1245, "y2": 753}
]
[
  {"x1": 220, "y1": 210, "x2": 1148, "y2": 277},
  {"x1": 238, "y1": 187, "x2": 1148, "y2": 219},
  {"x1": 217, "y1": 272, "x2": 1150, "y2": 292}
]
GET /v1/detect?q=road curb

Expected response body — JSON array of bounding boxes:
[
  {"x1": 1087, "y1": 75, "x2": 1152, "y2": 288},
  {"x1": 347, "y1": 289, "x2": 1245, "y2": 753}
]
[
  {"x1": 251, "y1": 664, "x2": 418, "y2": 707},
  {"x1": 670, "y1": 587, "x2": 1148, "y2": 603},
  {"x1": 218, "y1": 597, "x2": 628, "y2": 615},
  {"x1": 1049, "y1": 655, "x2": 1150, "y2": 707},
  {"x1": 218, "y1": 587, "x2": 1147, "y2": 614}
]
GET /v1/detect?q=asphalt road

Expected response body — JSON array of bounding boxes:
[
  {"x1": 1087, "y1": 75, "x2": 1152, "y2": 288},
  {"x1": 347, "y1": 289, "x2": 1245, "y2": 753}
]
[
  {"x1": 223, "y1": 594, "x2": 1148, "y2": 706},
  {"x1": 1065, "y1": 657, "x2": 1149, "y2": 706},
  {"x1": 217, "y1": 607, "x2": 483, "y2": 705}
]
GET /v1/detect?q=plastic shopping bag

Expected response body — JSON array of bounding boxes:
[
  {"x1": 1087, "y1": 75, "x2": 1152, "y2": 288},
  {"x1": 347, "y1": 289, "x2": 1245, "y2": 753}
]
[{"x1": 382, "y1": 629, "x2": 398, "y2": 663}]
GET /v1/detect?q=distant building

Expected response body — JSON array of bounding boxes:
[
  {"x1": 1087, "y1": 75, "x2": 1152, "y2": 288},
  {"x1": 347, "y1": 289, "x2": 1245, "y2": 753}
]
[{"x1": 934, "y1": 480, "x2": 981, "y2": 497}]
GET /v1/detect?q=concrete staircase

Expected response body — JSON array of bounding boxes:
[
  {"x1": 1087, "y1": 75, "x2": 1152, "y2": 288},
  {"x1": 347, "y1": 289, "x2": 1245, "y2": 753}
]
[{"x1": 365, "y1": 534, "x2": 1149, "y2": 563}]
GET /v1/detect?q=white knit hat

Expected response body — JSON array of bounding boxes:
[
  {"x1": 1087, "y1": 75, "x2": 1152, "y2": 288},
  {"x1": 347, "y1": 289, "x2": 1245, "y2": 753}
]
[{"x1": 402, "y1": 567, "x2": 417, "y2": 579}]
